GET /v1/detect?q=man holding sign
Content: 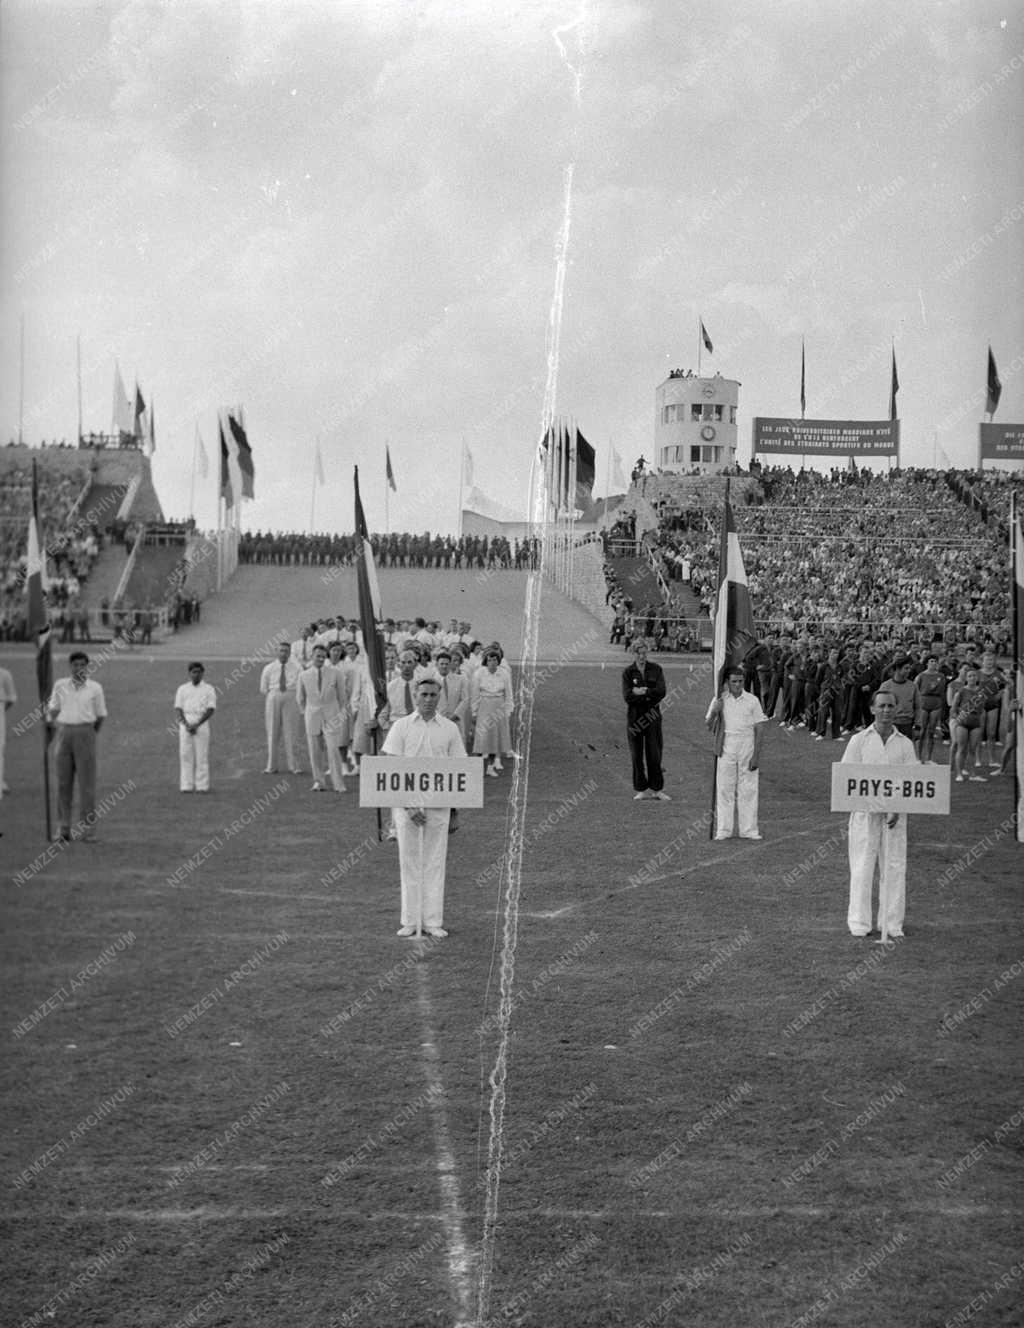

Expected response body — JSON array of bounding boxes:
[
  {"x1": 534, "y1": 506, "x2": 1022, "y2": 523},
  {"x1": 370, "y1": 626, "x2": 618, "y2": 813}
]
[
  {"x1": 381, "y1": 676, "x2": 466, "y2": 938},
  {"x1": 841, "y1": 690, "x2": 917, "y2": 939}
]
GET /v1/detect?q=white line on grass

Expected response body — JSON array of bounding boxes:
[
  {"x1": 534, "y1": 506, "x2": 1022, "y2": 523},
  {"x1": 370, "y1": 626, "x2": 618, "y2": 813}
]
[{"x1": 415, "y1": 964, "x2": 476, "y2": 1327}]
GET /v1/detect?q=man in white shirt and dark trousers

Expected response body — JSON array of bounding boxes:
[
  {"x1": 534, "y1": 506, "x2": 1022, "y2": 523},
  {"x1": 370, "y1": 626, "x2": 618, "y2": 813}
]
[
  {"x1": 47, "y1": 651, "x2": 107, "y2": 841},
  {"x1": 259, "y1": 641, "x2": 302, "y2": 774},
  {"x1": 381, "y1": 676, "x2": 466, "y2": 938},
  {"x1": 174, "y1": 662, "x2": 217, "y2": 792},
  {"x1": 841, "y1": 689, "x2": 917, "y2": 939},
  {"x1": 706, "y1": 667, "x2": 767, "y2": 840}
]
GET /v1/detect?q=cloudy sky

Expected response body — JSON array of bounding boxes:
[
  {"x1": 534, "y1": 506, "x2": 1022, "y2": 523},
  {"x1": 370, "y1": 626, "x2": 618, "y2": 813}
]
[{"x1": 2, "y1": 0, "x2": 1022, "y2": 533}]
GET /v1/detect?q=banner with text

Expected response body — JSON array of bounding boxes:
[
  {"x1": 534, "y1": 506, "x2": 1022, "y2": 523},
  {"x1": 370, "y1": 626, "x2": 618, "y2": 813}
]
[
  {"x1": 753, "y1": 418, "x2": 900, "y2": 457},
  {"x1": 979, "y1": 422, "x2": 1024, "y2": 464},
  {"x1": 830, "y1": 764, "x2": 950, "y2": 815}
]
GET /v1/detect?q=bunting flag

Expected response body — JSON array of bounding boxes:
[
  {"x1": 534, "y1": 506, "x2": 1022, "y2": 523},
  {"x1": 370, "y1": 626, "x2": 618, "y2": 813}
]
[
  {"x1": 133, "y1": 384, "x2": 146, "y2": 443},
  {"x1": 987, "y1": 346, "x2": 1002, "y2": 417},
  {"x1": 1013, "y1": 494, "x2": 1024, "y2": 843},
  {"x1": 800, "y1": 340, "x2": 806, "y2": 419},
  {"x1": 711, "y1": 489, "x2": 757, "y2": 698},
  {"x1": 196, "y1": 425, "x2": 209, "y2": 479},
  {"x1": 219, "y1": 420, "x2": 234, "y2": 508},
  {"x1": 700, "y1": 320, "x2": 713, "y2": 354},
  {"x1": 354, "y1": 466, "x2": 387, "y2": 718},
  {"x1": 314, "y1": 440, "x2": 325, "y2": 485},
  {"x1": 889, "y1": 348, "x2": 900, "y2": 421},
  {"x1": 27, "y1": 460, "x2": 53, "y2": 707},
  {"x1": 227, "y1": 412, "x2": 255, "y2": 499},
  {"x1": 112, "y1": 364, "x2": 133, "y2": 438},
  {"x1": 575, "y1": 426, "x2": 596, "y2": 508},
  {"x1": 385, "y1": 445, "x2": 397, "y2": 493}
]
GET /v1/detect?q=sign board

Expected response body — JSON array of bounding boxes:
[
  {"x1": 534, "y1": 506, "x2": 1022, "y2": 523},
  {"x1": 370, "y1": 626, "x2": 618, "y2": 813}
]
[
  {"x1": 753, "y1": 418, "x2": 900, "y2": 456},
  {"x1": 830, "y1": 764, "x2": 950, "y2": 815},
  {"x1": 359, "y1": 756, "x2": 484, "y2": 808},
  {"x1": 979, "y1": 422, "x2": 1024, "y2": 463}
]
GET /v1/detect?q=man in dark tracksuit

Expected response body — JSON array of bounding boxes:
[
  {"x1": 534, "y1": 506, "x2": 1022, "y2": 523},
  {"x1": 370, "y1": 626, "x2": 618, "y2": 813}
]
[{"x1": 622, "y1": 641, "x2": 670, "y2": 801}]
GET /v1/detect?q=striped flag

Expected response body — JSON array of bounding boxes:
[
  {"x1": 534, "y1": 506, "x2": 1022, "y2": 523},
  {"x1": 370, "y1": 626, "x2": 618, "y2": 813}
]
[
  {"x1": 354, "y1": 466, "x2": 387, "y2": 719},
  {"x1": 1013, "y1": 494, "x2": 1023, "y2": 842},
  {"x1": 700, "y1": 320, "x2": 713, "y2": 354},
  {"x1": 219, "y1": 420, "x2": 234, "y2": 508},
  {"x1": 711, "y1": 487, "x2": 756, "y2": 698},
  {"x1": 227, "y1": 412, "x2": 255, "y2": 499},
  {"x1": 385, "y1": 445, "x2": 397, "y2": 493},
  {"x1": 27, "y1": 460, "x2": 52, "y2": 706}
]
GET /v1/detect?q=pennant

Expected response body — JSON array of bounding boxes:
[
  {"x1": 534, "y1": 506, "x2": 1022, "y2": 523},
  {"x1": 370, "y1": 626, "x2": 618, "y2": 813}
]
[
  {"x1": 385, "y1": 445, "x2": 397, "y2": 493},
  {"x1": 227, "y1": 412, "x2": 255, "y2": 499},
  {"x1": 987, "y1": 346, "x2": 1002, "y2": 417},
  {"x1": 354, "y1": 467, "x2": 387, "y2": 717},
  {"x1": 27, "y1": 460, "x2": 53, "y2": 707},
  {"x1": 575, "y1": 426, "x2": 596, "y2": 508},
  {"x1": 112, "y1": 363, "x2": 133, "y2": 437},
  {"x1": 219, "y1": 421, "x2": 234, "y2": 508},
  {"x1": 800, "y1": 340, "x2": 806, "y2": 419},
  {"x1": 700, "y1": 320, "x2": 713, "y2": 354},
  {"x1": 889, "y1": 349, "x2": 899, "y2": 421},
  {"x1": 196, "y1": 426, "x2": 209, "y2": 479},
  {"x1": 314, "y1": 440, "x2": 325, "y2": 486},
  {"x1": 711, "y1": 492, "x2": 757, "y2": 698},
  {"x1": 134, "y1": 384, "x2": 146, "y2": 442}
]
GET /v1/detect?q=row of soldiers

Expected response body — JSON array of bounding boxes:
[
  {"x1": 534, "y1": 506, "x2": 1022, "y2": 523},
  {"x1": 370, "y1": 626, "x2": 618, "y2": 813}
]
[{"x1": 238, "y1": 530, "x2": 541, "y2": 570}]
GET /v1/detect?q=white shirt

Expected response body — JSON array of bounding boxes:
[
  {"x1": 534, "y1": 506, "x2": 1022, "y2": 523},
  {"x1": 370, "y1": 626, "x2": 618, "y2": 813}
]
[
  {"x1": 291, "y1": 637, "x2": 315, "y2": 668},
  {"x1": 842, "y1": 725, "x2": 917, "y2": 769},
  {"x1": 707, "y1": 689, "x2": 767, "y2": 735},
  {"x1": 381, "y1": 710, "x2": 466, "y2": 759},
  {"x1": 48, "y1": 676, "x2": 107, "y2": 725},
  {"x1": 259, "y1": 658, "x2": 302, "y2": 694},
  {"x1": 174, "y1": 680, "x2": 217, "y2": 724}
]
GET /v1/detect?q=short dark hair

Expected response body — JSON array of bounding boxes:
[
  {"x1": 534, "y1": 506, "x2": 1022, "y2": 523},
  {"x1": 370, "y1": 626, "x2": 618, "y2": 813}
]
[
  {"x1": 188, "y1": 661, "x2": 204, "y2": 671},
  {"x1": 69, "y1": 651, "x2": 89, "y2": 665}
]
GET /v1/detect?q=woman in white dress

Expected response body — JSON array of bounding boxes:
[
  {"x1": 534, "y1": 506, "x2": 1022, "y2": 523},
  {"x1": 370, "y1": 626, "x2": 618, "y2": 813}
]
[{"x1": 471, "y1": 649, "x2": 513, "y2": 775}]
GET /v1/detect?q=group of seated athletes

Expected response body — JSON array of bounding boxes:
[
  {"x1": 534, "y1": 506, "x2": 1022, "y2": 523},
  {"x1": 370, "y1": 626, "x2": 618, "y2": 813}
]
[
  {"x1": 273, "y1": 613, "x2": 516, "y2": 790},
  {"x1": 747, "y1": 635, "x2": 1016, "y2": 781}
]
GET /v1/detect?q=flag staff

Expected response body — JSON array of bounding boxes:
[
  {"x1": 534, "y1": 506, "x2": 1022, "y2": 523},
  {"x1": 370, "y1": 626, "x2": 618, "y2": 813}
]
[
  {"x1": 310, "y1": 437, "x2": 319, "y2": 534},
  {"x1": 189, "y1": 421, "x2": 199, "y2": 520},
  {"x1": 603, "y1": 438, "x2": 612, "y2": 531},
  {"x1": 707, "y1": 478, "x2": 731, "y2": 839},
  {"x1": 76, "y1": 334, "x2": 83, "y2": 445},
  {"x1": 457, "y1": 437, "x2": 466, "y2": 539},
  {"x1": 19, "y1": 314, "x2": 26, "y2": 446},
  {"x1": 697, "y1": 317, "x2": 702, "y2": 378}
]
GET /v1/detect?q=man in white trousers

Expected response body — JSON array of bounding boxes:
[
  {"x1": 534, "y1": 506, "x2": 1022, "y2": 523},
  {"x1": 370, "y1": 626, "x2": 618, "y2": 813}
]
[
  {"x1": 841, "y1": 689, "x2": 917, "y2": 939},
  {"x1": 295, "y1": 644, "x2": 347, "y2": 792},
  {"x1": 258, "y1": 641, "x2": 303, "y2": 774},
  {"x1": 174, "y1": 662, "x2": 216, "y2": 792},
  {"x1": 706, "y1": 667, "x2": 767, "y2": 840},
  {"x1": 381, "y1": 676, "x2": 466, "y2": 939}
]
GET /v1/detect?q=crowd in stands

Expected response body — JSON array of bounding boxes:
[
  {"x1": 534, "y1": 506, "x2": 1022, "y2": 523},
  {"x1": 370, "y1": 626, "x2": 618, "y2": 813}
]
[{"x1": 238, "y1": 530, "x2": 540, "y2": 570}]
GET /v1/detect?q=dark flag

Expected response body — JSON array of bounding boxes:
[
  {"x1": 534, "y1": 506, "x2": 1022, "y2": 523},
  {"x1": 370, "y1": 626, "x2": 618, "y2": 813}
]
[
  {"x1": 700, "y1": 320, "x2": 713, "y2": 354},
  {"x1": 889, "y1": 349, "x2": 900, "y2": 421},
  {"x1": 987, "y1": 346, "x2": 1002, "y2": 417},
  {"x1": 354, "y1": 466, "x2": 387, "y2": 720},
  {"x1": 575, "y1": 426, "x2": 596, "y2": 509},
  {"x1": 711, "y1": 488, "x2": 757, "y2": 696},
  {"x1": 227, "y1": 413, "x2": 255, "y2": 499},
  {"x1": 27, "y1": 460, "x2": 52, "y2": 706},
  {"x1": 219, "y1": 421, "x2": 234, "y2": 507},
  {"x1": 133, "y1": 384, "x2": 146, "y2": 443},
  {"x1": 385, "y1": 445, "x2": 397, "y2": 493}
]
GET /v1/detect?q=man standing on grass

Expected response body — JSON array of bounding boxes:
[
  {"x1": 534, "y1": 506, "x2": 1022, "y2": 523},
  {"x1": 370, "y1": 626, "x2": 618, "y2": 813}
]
[
  {"x1": 259, "y1": 640, "x2": 303, "y2": 774},
  {"x1": 841, "y1": 689, "x2": 917, "y2": 940},
  {"x1": 622, "y1": 640, "x2": 670, "y2": 801},
  {"x1": 174, "y1": 662, "x2": 216, "y2": 793},
  {"x1": 706, "y1": 666, "x2": 767, "y2": 840},
  {"x1": 381, "y1": 677, "x2": 466, "y2": 938},
  {"x1": 47, "y1": 651, "x2": 107, "y2": 841}
]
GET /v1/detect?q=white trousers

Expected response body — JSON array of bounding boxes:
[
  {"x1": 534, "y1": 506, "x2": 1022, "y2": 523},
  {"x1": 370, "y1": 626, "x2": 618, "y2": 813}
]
[
  {"x1": 716, "y1": 732, "x2": 759, "y2": 836},
  {"x1": 847, "y1": 812, "x2": 906, "y2": 934},
  {"x1": 179, "y1": 725, "x2": 211, "y2": 791},
  {"x1": 305, "y1": 723, "x2": 345, "y2": 788},
  {"x1": 264, "y1": 692, "x2": 301, "y2": 771},
  {"x1": 394, "y1": 808, "x2": 450, "y2": 929}
]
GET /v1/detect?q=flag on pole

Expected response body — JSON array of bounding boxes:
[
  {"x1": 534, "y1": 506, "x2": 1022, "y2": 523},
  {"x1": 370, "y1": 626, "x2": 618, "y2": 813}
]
[
  {"x1": 987, "y1": 346, "x2": 1002, "y2": 417},
  {"x1": 575, "y1": 426, "x2": 596, "y2": 508},
  {"x1": 711, "y1": 488, "x2": 757, "y2": 698},
  {"x1": 800, "y1": 340, "x2": 806, "y2": 419},
  {"x1": 314, "y1": 440, "x2": 325, "y2": 485},
  {"x1": 385, "y1": 445, "x2": 397, "y2": 492},
  {"x1": 219, "y1": 421, "x2": 234, "y2": 508},
  {"x1": 354, "y1": 466, "x2": 387, "y2": 719},
  {"x1": 1012, "y1": 494, "x2": 1024, "y2": 843},
  {"x1": 27, "y1": 460, "x2": 53, "y2": 707},
  {"x1": 889, "y1": 348, "x2": 899, "y2": 421},
  {"x1": 133, "y1": 384, "x2": 146, "y2": 443},
  {"x1": 700, "y1": 320, "x2": 713, "y2": 354},
  {"x1": 142, "y1": 397, "x2": 155, "y2": 457},
  {"x1": 112, "y1": 364, "x2": 133, "y2": 437},
  {"x1": 227, "y1": 412, "x2": 255, "y2": 499},
  {"x1": 196, "y1": 426, "x2": 209, "y2": 479}
]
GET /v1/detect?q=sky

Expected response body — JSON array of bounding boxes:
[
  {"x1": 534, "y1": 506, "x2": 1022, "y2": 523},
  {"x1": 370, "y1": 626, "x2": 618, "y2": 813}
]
[{"x1": 2, "y1": 0, "x2": 1022, "y2": 534}]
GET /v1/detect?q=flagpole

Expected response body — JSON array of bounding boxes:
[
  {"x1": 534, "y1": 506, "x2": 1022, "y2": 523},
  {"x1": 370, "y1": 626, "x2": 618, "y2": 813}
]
[
  {"x1": 603, "y1": 438, "x2": 611, "y2": 530},
  {"x1": 384, "y1": 441, "x2": 390, "y2": 536},
  {"x1": 697, "y1": 317, "x2": 702, "y2": 378},
  {"x1": 310, "y1": 439, "x2": 319, "y2": 534},
  {"x1": 458, "y1": 437, "x2": 466, "y2": 539},
  {"x1": 76, "y1": 334, "x2": 83, "y2": 445},
  {"x1": 189, "y1": 422, "x2": 198, "y2": 520},
  {"x1": 708, "y1": 477, "x2": 732, "y2": 839},
  {"x1": 19, "y1": 314, "x2": 25, "y2": 446}
]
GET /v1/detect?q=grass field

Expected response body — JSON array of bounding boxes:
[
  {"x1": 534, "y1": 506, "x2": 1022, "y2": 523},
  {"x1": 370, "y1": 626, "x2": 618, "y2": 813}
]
[{"x1": 1, "y1": 571, "x2": 1022, "y2": 1328}]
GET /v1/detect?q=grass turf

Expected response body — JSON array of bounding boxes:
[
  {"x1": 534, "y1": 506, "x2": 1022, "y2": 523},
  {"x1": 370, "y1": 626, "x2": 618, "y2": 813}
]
[{"x1": 1, "y1": 635, "x2": 1021, "y2": 1327}]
